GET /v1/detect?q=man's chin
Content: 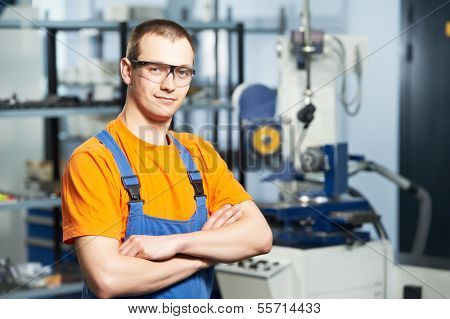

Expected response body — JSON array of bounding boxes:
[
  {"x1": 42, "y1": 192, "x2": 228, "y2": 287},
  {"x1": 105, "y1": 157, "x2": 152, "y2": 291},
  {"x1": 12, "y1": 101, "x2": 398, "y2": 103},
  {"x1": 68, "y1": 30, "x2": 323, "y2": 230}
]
[
  {"x1": 136, "y1": 103, "x2": 177, "y2": 123},
  {"x1": 152, "y1": 100, "x2": 181, "y2": 114},
  {"x1": 146, "y1": 112, "x2": 174, "y2": 123}
]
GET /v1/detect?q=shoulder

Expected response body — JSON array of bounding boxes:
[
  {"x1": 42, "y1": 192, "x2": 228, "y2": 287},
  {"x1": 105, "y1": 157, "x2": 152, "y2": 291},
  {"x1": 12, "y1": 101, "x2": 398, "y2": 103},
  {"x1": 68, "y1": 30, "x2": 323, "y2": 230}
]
[
  {"x1": 72, "y1": 135, "x2": 106, "y2": 156},
  {"x1": 71, "y1": 136, "x2": 111, "y2": 162},
  {"x1": 67, "y1": 118, "x2": 121, "y2": 168},
  {"x1": 64, "y1": 135, "x2": 116, "y2": 178}
]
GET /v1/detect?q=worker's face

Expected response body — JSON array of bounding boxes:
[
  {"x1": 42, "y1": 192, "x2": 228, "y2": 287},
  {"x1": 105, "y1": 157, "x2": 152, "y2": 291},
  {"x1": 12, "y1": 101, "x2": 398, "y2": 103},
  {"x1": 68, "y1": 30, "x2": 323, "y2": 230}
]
[{"x1": 122, "y1": 33, "x2": 194, "y2": 123}]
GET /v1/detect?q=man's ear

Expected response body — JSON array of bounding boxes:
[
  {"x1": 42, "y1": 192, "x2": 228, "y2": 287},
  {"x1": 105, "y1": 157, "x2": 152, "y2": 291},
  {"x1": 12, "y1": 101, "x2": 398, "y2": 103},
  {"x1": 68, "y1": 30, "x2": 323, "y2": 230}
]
[{"x1": 120, "y1": 58, "x2": 132, "y2": 85}]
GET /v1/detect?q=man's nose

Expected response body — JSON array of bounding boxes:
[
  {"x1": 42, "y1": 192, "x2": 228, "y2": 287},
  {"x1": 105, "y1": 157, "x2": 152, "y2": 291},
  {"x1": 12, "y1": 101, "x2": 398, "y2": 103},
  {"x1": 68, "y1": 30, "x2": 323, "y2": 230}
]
[{"x1": 160, "y1": 72, "x2": 176, "y2": 92}]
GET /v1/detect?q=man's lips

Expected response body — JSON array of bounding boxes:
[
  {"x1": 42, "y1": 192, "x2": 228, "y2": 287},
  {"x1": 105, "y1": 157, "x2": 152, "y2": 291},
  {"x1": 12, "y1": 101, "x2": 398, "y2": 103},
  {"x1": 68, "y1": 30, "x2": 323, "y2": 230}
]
[{"x1": 155, "y1": 95, "x2": 176, "y2": 101}]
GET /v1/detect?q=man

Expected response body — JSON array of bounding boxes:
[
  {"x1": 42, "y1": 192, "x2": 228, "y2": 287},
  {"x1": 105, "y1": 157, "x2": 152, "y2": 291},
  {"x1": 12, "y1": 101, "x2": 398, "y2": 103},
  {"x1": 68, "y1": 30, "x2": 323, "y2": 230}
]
[{"x1": 62, "y1": 19, "x2": 272, "y2": 299}]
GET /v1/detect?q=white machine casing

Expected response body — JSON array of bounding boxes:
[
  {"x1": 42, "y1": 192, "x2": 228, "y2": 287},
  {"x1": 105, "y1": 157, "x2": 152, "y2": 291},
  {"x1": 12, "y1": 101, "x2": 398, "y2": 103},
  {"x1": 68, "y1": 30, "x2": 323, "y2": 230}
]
[
  {"x1": 276, "y1": 34, "x2": 368, "y2": 168},
  {"x1": 216, "y1": 240, "x2": 393, "y2": 298}
]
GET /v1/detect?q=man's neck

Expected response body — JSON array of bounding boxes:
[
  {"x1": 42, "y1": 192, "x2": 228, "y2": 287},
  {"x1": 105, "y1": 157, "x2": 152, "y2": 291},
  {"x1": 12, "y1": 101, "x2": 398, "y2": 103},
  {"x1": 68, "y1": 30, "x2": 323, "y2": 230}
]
[{"x1": 120, "y1": 102, "x2": 172, "y2": 146}]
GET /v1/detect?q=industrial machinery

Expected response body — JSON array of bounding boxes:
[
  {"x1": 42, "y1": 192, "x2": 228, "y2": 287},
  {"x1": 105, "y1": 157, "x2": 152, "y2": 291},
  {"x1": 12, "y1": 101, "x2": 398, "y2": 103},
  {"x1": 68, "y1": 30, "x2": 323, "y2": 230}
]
[
  {"x1": 217, "y1": 141, "x2": 431, "y2": 297},
  {"x1": 216, "y1": 0, "x2": 431, "y2": 299},
  {"x1": 217, "y1": 142, "x2": 396, "y2": 298}
]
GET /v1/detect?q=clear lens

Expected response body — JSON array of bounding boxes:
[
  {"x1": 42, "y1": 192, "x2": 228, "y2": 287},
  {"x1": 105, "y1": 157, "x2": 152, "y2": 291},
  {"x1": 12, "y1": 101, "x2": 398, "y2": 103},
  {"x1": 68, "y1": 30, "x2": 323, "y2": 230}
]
[
  {"x1": 137, "y1": 62, "x2": 193, "y2": 87},
  {"x1": 175, "y1": 68, "x2": 193, "y2": 80}
]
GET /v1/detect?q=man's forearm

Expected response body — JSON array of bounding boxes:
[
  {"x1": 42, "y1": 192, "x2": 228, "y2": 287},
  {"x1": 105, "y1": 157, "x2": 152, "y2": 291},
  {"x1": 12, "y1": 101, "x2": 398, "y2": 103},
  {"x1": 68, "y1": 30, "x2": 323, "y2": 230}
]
[
  {"x1": 87, "y1": 254, "x2": 208, "y2": 298},
  {"x1": 176, "y1": 201, "x2": 272, "y2": 263}
]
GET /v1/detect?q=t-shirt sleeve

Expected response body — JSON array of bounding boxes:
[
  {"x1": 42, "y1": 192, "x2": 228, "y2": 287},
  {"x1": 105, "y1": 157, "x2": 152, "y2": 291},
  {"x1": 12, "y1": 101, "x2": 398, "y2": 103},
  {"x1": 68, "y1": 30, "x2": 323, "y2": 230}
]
[
  {"x1": 199, "y1": 140, "x2": 253, "y2": 213},
  {"x1": 61, "y1": 151, "x2": 122, "y2": 245}
]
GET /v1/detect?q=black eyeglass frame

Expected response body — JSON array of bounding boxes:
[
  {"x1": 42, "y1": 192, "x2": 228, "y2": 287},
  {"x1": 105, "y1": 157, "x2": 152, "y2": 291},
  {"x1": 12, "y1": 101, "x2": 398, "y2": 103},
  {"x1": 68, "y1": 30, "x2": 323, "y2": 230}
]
[{"x1": 130, "y1": 59, "x2": 196, "y2": 87}]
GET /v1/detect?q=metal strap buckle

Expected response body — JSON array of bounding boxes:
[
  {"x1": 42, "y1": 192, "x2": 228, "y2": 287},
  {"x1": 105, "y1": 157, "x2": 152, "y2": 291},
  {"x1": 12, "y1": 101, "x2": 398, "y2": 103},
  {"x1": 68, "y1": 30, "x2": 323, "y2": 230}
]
[
  {"x1": 121, "y1": 175, "x2": 142, "y2": 202},
  {"x1": 187, "y1": 171, "x2": 206, "y2": 198}
]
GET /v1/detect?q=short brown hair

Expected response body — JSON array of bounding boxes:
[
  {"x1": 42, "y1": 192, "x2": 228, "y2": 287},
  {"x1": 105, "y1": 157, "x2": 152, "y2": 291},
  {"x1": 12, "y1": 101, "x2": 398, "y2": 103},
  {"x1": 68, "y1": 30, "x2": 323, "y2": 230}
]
[{"x1": 126, "y1": 19, "x2": 195, "y2": 61}]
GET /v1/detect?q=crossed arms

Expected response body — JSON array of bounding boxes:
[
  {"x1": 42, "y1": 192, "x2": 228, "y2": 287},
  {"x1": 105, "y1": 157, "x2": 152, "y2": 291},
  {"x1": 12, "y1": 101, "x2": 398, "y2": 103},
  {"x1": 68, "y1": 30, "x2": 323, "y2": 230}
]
[{"x1": 75, "y1": 200, "x2": 272, "y2": 298}]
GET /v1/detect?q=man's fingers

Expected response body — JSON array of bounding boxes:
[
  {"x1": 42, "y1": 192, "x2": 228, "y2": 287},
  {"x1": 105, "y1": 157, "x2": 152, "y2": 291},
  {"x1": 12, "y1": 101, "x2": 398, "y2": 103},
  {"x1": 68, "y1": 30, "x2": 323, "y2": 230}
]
[
  {"x1": 208, "y1": 205, "x2": 235, "y2": 229},
  {"x1": 212, "y1": 204, "x2": 241, "y2": 229},
  {"x1": 119, "y1": 242, "x2": 135, "y2": 256},
  {"x1": 224, "y1": 210, "x2": 243, "y2": 226},
  {"x1": 119, "y1": 243, "x2": 132, "y2": 256},
  {"x1": 202, "y1": 204, "x2": 231, "y2": 231},
  {"x1": 119, "y1": 236, "x2": 138, "y2": 256},
  {"x1": 125, "y1": 245, "x2": 140, "y2": 257},
  {"x1": 202, "y1": 203, "x2": 245, "y2": 231},
  {"x1": 119, "y1": 239, "x2": 130, "y2": 255}
]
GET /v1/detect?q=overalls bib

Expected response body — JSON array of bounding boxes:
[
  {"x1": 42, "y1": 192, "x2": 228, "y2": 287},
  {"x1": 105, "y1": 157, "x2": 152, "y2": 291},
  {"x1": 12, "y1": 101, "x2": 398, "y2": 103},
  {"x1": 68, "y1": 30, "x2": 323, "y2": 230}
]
[{"x1": 80, "y1": 130, "x2": 214, "y2": 298}]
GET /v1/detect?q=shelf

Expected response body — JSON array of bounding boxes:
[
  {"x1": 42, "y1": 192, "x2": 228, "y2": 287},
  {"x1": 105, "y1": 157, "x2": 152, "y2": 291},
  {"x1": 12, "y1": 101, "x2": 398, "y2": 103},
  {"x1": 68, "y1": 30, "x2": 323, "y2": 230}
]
[
  {"x1": 0, "y1": 20, "x2": 241, "y2": 32},
  {"x1": 0, "y1": 197, "x2": 61, "y2": 211},
  {"x1": 0, "y1": 102, "x2": 232, "y2": 118},
  {"x1": 0, "y1": 20, "x2": 121, "y2": 31},
  {"x1": 0, "y1": 105, "x2": 121, "y2": 118},
  {"x1": 0, "y1": 282, "x2": 83, "y2": 299}
]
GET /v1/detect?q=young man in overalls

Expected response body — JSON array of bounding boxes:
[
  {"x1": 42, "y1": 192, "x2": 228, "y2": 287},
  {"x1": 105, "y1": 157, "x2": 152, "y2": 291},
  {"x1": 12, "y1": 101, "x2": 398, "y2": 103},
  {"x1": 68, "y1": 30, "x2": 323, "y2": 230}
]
[{"x1": 61, "y1": 19, "x2": 272, "y2": 299}]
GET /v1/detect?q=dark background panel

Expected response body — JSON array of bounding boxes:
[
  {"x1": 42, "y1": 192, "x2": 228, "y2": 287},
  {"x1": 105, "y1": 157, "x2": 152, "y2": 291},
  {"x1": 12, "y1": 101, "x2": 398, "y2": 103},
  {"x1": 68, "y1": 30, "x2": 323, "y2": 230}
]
[{"x1": 400, "y1": 0, "x2": 450, "y2": 265}]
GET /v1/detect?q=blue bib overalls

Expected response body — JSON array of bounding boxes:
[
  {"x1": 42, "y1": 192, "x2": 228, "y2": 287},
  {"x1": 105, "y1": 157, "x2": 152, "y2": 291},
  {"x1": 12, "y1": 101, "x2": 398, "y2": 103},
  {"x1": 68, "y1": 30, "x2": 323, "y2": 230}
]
[{"x1": 80, "y1": 130, "x2": 214, "y2": 298}]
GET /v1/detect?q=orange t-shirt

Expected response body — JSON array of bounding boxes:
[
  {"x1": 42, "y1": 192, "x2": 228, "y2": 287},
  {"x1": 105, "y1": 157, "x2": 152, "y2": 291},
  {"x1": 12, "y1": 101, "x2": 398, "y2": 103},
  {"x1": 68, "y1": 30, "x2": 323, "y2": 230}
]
[{"x1": 61, "y1": 116, "x2": 252, "y2": 244}]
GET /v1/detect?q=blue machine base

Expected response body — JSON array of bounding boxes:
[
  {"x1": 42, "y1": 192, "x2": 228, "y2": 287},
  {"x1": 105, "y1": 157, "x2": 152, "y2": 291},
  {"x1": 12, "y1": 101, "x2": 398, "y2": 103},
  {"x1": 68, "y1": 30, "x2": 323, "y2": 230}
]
[{"x1": 262, "y1": 196, "x2": 375, "y2": 248}]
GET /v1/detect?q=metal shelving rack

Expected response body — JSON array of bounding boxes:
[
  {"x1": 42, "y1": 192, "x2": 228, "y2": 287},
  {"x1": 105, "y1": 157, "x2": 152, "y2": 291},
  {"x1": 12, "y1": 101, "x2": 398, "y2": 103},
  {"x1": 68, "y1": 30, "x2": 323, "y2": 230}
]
[
  {"x1": 0, "y1": 282, "x2": 84, "y2": 299},
  {"x1": 0, "y1": 102, "x2": 233, "y2": 118},
  {"x1": 0, "y1": 197, "x2": 61, "y2": 211},
  {"x1": 0, "y1": 105, "x2": 122, "y2": 118},
  {"x1": 0, "y1": 18, "x2": 244, "y2": 298}
]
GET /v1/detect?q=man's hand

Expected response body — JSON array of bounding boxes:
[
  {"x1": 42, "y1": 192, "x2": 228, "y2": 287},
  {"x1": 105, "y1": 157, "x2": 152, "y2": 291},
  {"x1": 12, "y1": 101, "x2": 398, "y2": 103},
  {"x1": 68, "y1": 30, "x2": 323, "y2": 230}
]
[
  {"x1": 119, "y1": 203, "x2": 244, "y2": 261},
  {"x1": 202, "y1": 203, "x2": 243, "y2": 231},
  {"x1": 119, "y1": 235, "x2": 180, "y2": 261},
  {"x1": 119, "y1": 235, "x2": 218, "y2": 269}
]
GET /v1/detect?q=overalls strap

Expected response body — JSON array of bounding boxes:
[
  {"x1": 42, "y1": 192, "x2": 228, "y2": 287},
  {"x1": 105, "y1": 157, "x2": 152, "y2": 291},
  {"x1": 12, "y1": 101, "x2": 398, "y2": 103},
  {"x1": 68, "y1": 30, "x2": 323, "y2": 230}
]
[
  {"x1": 169, "y1": 134, "x2": 206, "y2": 199},
  {"x1": 96, "y1": 130, "x2": 142, "y2": 203}
]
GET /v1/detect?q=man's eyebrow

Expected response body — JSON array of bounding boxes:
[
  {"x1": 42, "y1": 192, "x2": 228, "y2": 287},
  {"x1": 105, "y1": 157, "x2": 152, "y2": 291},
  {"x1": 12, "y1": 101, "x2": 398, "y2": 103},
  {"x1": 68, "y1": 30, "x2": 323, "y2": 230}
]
[{"x1": 142, "y1": 60, "x2": 193, "y2": 68}]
